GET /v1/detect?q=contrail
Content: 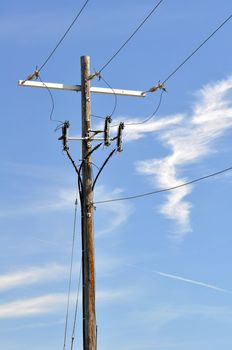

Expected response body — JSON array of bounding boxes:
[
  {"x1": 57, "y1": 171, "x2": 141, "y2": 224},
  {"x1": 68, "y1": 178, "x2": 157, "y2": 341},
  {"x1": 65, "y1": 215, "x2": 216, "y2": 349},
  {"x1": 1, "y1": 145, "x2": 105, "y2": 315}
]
[
  {"x1": 123, "y1": 262, "x2": 231, "y2": 294},
  {"x1": 153, "y1": 270, "x2": 231, "y2": 294}
]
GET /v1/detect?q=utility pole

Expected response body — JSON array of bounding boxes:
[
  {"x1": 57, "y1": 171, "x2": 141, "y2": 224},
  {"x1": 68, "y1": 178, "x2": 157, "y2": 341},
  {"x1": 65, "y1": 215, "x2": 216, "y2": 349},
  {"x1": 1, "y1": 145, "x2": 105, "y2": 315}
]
[
  {"x1": 18, "y1": 58, "x2": 147, "y2": 350},
  {"x1": 81, "y1": 56, "x2": 96, "y2": 350}
]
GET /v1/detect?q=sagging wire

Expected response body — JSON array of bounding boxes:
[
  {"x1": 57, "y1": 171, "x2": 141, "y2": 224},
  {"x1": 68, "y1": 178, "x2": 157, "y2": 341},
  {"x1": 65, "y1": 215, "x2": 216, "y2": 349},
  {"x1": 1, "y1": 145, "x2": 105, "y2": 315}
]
[
  {"x1": 37, "y1": 74, "x2": 63, "y2": 124},
  {"x1": 100, "y1": 75, "x2": 118, "y2": 118},
  {"x1": 91, "y1": 73, "x2": 118, "y2": 121},
  {"x1": 94, "y1": 165, "x2": 232, "y2": 205},
  {"x1": 124, "y1": 88, "x2": 165, "y2": 126},
  {"x1": 110, "y1": 82, "x2": 165, "y2": 128}
]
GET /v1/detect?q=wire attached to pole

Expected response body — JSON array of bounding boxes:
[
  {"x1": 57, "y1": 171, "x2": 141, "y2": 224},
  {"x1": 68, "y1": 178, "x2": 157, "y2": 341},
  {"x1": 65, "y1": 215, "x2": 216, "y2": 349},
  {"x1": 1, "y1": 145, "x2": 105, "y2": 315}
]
[
  {"x1": 92, "y1": 149, "x2": 116, "y2": 191},
  {"x1": 162, "y1": 13, "x2": 232, "y2": 84},
  {"x1": 96, "y1": 0, "x2": 165, "y2": 74},
  {"x1": 94, "y1": 165, "x2": 232, "y2": 204},
  {"x1": 39, "y1": 0, "x2": 90, "y2": 73}
]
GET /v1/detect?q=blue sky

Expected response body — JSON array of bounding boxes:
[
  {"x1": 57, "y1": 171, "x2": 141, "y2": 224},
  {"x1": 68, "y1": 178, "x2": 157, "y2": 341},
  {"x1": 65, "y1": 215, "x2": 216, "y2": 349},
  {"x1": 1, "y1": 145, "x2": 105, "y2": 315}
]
[{"x1": 1, "y1": 0, "x2": 232, "y2": 349}]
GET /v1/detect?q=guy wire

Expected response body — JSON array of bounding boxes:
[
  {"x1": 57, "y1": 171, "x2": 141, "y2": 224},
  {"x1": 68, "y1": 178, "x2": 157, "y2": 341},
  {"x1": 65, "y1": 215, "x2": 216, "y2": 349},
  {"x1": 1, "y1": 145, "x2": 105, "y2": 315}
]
[{"x1": 62, "y1": 195, "x2": 79, "y2": 350}]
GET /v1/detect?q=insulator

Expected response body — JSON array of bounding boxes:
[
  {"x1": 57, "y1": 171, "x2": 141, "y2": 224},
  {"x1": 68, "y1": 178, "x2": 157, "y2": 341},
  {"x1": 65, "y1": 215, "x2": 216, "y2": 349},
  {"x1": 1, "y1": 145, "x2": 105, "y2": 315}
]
[
  {"x1": 104, "y1": 116, "x2": 112, "y2": 146},
  {"x1": 58, "y1": 120, "x2": 70, "y2": 150},
  {"x1": 117, "y1": 122, "x2": 124, "y2": 152}
]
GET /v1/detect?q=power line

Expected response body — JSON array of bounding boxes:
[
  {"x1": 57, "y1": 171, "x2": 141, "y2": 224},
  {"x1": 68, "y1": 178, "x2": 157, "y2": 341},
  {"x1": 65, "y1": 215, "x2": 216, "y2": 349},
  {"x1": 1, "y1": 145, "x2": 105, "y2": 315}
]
[
  {"x1": 125, "y1": 89, "x2": 164, "y2": 126},
  {"x1": 38, "y1": 0, "x2": 90, "y2": 72},
  {"x1": 91, "y1": 75, "x2": 118, "y2": 120},
  {"x1": 98, "y1": 0, "x2": 165, "y2": 74},
  {"x1": 38, "y1": 75, "x2": 63, "y2": 123},
  {"x1": 100, "y1": 76, "x2": 118, "y2": 118},
  {"x1": 92, "y1": 149, "x2": 116, "y2": 190},
  {"x1": 110, "y1": 13, "x2": 232, "y2": 127},
  {"x1": 94, "y1": 165, "x2": 232, "y2": 204},
  {"x1": 163, "y1": 13, "x2": 232, "y2": 84},
  {"x1": 109, "y1": 89, "x2": 164, "y2": 129},
  {"x1": 125, "y1": 13, "x2": 232, "y2": 127}
]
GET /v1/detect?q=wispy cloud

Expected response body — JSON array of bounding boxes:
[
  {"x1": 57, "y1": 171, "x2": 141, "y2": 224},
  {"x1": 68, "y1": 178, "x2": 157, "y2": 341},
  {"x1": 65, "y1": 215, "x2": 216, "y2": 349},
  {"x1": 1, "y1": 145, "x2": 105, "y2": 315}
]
[
  {"x1": 94, "y1": 185, "x2": 133, "y2": 236},
  {"x1": 0, "y1": 264, "x2": 67, "y2": 292},
  {"x1": 0, "y1": 255, "x2": 126, "y2": 291},
  {"x1": 0, "y1": 188, "x2": 77, "y2": 218},
  {"x1": 0, "y1": 182, "x2": 132, "y2": 239},
  {"x1": 119, "y1": 114, "x2": 183, "y2": 142},
  {"x1": 136, "y1": 76, "x2": 232, "y2": 237},
  {"x1": 0, "y1": 289, "x2": 131, "y2": 319},
  {"x1": 0, "y1": 294, "x2": 67, "y2": 319}
]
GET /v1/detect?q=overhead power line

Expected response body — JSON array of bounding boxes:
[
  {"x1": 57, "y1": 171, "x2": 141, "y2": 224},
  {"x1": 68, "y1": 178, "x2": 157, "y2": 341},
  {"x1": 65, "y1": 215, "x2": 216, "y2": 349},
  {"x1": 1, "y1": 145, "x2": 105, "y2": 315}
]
[
  {"x1": 112, "y1": 13, "x2": 232, "y2": 127},
  {"x1": 94, "y1": 165, "x2": 232, "y2": 204},
  {"x1": 97, "y1": 0, "x2": 164, "y2": 74},
  {"x1": 22, "y1": 0, "x2": 90, "y2": 82},
  {"x1": 163, "y1": 13, "x2": 232, "y2": 84},
  {"x1": 38, "y1": 74, "x2": 65, "y2": 124},
  {"x1": 125, "y1": 89, "x2": 165, "y2": 126},
  {"x1": 38, "y1": 0, "x2": 90, "y2": 72}
]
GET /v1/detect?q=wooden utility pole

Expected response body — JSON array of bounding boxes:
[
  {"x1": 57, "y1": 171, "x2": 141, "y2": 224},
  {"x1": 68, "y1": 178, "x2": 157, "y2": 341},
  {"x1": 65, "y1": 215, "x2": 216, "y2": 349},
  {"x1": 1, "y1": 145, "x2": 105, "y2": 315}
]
[
  {"x1": 18, "y1": 59, "x2": 147, "y2": 350},
  {"x1": 81, "y1": 55, "x2": 96, "y2": 350}
]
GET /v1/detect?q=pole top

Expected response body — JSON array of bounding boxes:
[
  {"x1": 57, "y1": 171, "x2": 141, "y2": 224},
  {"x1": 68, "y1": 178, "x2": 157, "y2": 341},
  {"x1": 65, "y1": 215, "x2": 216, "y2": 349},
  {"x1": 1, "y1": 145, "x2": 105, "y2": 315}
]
[{"x1": 81, "y1": 55, "x2": 90, "y2": 60}]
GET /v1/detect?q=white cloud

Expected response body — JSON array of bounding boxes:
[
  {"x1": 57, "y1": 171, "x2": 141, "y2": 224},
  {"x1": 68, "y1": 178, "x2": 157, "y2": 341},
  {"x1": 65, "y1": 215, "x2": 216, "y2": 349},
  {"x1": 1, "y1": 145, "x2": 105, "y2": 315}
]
[
  {"x1": 0, "y1": 188, "x2": 77, "y2": 218},
  {"x1": 0, "y1": 294, "x2": 67, "y2": 319},
  {"x1": 0, "y1": 264, "x2": 67, "y2": 292},
  {"x1": 136, "y1": 76, "x2": 232, "y2": 237},
  {"x1": 122, "y1": 115, "x2": 183, "y2": 142},
  {"x1": 0, "y1": 289, "x2": 131, "y2": 319},
  {"x1": 0, "y1": 255, "x2": 126, "y2": 291}
]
